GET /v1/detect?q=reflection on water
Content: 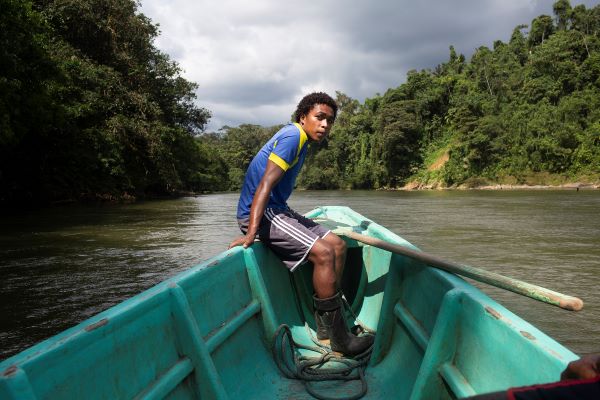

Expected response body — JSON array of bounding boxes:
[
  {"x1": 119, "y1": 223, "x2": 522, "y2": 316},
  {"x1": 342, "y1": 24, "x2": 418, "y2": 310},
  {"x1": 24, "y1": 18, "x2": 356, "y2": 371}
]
[{"x1": 1, "y1": 190, "x2": 599, "y2": 360}]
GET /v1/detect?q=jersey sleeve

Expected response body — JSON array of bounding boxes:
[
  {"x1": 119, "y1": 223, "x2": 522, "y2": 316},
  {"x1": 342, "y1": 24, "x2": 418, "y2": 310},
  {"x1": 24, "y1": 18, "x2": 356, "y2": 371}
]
[{"x1": 268, "y1": 130, "x2": 300, "y2": 171}]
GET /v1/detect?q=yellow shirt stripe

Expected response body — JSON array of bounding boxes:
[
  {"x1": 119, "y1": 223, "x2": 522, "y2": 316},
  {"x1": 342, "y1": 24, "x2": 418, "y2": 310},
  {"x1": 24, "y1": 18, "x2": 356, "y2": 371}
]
[
  {"x1": 268, "y1": 152, "x2": 290, "y2": 171},
  {"x1": 291, "y1": 123, "x2": 308, "y2": 167}
]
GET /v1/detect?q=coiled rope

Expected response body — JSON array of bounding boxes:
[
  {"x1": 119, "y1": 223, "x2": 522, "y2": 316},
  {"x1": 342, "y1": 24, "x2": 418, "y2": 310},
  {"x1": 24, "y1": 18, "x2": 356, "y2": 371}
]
[
  {"x1": 270, "y1": 272, "x2": 375, "y2": 400},
  {"x1": 272, "y1": 324, "x2": 372, "y2": 400}
]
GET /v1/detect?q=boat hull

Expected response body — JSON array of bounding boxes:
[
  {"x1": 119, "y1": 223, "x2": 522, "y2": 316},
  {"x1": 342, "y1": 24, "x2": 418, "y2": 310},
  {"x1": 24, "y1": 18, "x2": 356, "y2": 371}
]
[{"x1": 0, "y1": 206, "x2": 577, "y2": 399}]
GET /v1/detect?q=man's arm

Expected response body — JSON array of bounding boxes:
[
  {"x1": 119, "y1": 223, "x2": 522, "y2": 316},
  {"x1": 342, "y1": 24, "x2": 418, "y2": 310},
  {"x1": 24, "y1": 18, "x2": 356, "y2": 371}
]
[{"x1": 228, "y1": 160, "x2": 285, "y2": 249}]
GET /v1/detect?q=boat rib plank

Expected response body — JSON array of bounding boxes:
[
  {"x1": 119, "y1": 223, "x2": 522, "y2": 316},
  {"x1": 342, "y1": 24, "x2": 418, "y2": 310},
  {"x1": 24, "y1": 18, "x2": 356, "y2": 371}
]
[
  {"x1": 168, "y1": 284, "x2": 228, "y2": 400},
  {"x1": 439, "y1": 362, "x2": 476, "y2": 398},
  {"x1": 133, "y1": 357, "x2": 193, "y2": 400},
  {"x1": 204, "y1": 301, "x2": 261, "y2": 353},
  {"x1": 0, "y1": 367, "x2": 37, "y2": 400},
  {"x1": 394, "y1": 301, "x2": 430, "y2": 351},
  {"x1": 243, "y1": 249, "x2": 279, "y2": 340}
]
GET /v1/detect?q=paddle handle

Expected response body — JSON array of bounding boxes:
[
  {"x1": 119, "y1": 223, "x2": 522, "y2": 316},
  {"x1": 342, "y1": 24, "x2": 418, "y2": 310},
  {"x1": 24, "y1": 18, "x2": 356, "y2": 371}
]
[{"x1": 338, "y1": 230, "x2": 584, "y2": 311}]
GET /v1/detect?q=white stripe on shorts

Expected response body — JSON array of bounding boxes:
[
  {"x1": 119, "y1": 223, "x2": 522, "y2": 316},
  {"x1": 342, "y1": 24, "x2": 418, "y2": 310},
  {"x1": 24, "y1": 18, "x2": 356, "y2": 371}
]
[{"x1": 265, "y1": 209, "x2": 315, "y2": 247}]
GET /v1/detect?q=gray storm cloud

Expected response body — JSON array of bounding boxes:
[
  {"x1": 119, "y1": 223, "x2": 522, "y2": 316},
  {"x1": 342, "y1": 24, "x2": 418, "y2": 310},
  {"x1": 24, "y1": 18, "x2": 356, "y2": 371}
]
[{"x1": 139, "y1": 0, "x2": 597, "y2": 131}]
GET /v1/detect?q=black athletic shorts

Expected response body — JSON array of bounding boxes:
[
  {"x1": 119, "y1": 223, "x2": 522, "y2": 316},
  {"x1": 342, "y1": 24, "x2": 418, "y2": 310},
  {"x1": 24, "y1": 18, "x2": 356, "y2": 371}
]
[{"x1": 238, "y1": 208, "x2": 330, "y2": 271}]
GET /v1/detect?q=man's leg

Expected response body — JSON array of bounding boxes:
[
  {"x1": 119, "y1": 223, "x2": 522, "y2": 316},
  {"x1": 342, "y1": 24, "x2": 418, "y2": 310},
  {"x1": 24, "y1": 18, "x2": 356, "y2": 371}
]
[
  {"x1": 309, "y1": 236, "x2": 373, "y2": 356},
  {"x1": 322, "y1": 234, "x2": 346, "y2": 286},
  {"x1": 308, "y1": 238, "x2": 338, "y2": 298},
  {"x1": 253, "y1": 209, "x2": 372, "y2": 355}
]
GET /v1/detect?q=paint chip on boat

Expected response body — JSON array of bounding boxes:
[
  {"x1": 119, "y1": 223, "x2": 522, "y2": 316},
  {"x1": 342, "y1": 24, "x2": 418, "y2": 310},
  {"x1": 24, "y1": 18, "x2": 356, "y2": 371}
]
[
  {"x1": 520, "y1": 331, "x2": 536, "y2": 340},
  {"x1": 85, "y1": 318, "x2": 108, "y2": 332},
  {"x1": 485, "y1": 306, "x2": 502, "y2": 320},
  {"x1": 3, "y1": 365, "x2": 17, "y2": 377}
]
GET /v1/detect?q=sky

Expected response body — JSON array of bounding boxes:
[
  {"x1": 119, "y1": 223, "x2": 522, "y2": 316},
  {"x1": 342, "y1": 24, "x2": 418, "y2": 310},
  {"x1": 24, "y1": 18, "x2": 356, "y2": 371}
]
[{"x1": 139, "y1": 0, "x2": 598, "y2": 131}]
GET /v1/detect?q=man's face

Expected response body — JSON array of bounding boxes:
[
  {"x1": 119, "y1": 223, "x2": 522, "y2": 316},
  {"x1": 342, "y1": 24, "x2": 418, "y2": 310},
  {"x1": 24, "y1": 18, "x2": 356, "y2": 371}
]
[{"x1": 300, "y1": 104, "x2": 335, "y2": 142}]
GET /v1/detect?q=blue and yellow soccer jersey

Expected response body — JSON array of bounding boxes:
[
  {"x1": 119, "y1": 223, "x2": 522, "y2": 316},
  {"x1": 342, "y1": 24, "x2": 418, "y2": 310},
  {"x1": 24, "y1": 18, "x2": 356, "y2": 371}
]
[{"x1": 236, "y1": 123, "x2": 309, "y2": 219}]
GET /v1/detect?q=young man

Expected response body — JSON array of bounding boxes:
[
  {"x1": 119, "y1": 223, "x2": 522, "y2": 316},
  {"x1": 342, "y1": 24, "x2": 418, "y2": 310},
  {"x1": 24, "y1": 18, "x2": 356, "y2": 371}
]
[{"x1": 229, "y1": 92, "x2": 373, "y2": 356}]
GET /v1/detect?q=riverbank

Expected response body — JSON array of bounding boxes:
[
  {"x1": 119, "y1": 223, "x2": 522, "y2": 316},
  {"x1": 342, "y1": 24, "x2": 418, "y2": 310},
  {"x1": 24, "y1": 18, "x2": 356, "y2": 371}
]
[
  {"x1": 467, "y1": 183, "x2": 599, "y2": 190},
  {"x1": 402, "y1": 172, "x2": 600, "y2": 191},
  {"x1": 402, "y1": 182, "x2": 600, "y2": 190}
]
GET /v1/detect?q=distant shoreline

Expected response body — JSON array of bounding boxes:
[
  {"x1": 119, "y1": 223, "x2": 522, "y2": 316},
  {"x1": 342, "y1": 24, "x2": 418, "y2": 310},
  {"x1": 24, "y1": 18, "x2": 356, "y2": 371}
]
[
  {"x1": 466, "y1": 183, "x2": 599, "y2": 190},
  {"x1": 398, "y1": 182, "x2": 600, "y2": 191},
  {"x1": 3, "y1": 184, "x2": 599, "y2": 208}
]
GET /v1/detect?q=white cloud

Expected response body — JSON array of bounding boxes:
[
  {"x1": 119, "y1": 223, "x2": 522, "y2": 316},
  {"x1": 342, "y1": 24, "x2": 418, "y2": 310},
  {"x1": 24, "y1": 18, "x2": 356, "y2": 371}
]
[{"x1": 139, "y1": 0, "x2": 597, "y2": 131}]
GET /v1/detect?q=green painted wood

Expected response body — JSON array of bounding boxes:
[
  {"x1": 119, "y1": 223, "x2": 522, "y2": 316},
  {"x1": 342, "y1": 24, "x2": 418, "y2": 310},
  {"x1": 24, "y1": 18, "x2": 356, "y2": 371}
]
[
  {"x1": 393, "y1": 301, "x2": 429, "y2": 351},
  {"x1": 369, "y1": 253, "x2": 403, "y2": 366},
  {"x1": 439, "y1": 362, "x2": 477, "y2": 398},
  {"x1": 243, "y1": 249, "x2": 279, "y2": 341},
  {"x1": 168, "y1": 283, "x2": 228, "y2": 400},
  {"x1": 205, "y1": 300, "x2": 260, "y2": 353},
  {"x1": 0, "y1": 206, "x2": 579, "y2": 400},
  {"x1": 0, "y1": 367, "x2": 37, "y2": 400},
  {"x1": 134, "y1": 358, "x2": 193, "y2": 400},
  {"x1": 408, "y1": 288, "x2": 465, "y2": 400}
]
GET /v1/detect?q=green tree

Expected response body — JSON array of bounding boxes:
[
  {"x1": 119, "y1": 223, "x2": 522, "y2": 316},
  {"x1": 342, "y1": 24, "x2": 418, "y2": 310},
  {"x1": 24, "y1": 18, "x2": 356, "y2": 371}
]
[
  {"x1": 375, "y1": 99, "x2": 422, "y2": 186},
  {"x1": 215, "y1": 124, "x2": 279, "y2": 190},
  {"x1": 509, "y1": 25, "x2": 529, "y2": 65},
  {"x1": 528, "y1": 15, "x2": 555, "y2": 47},
  {"x1": 1, "y1": 0, "x2": 214, "y2": 204},
  {"x1": 553, "y1": 0, "x2": 572, "y2": 31},
  {"x1": 0, "y1": 0, "x2": 60, "y2": 202}
]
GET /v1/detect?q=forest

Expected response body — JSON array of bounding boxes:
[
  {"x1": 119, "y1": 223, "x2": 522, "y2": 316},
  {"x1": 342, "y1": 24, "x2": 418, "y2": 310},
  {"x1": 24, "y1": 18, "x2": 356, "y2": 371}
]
[{"x1": 1, "y1": 0, "x2": 599, "y2": 204}]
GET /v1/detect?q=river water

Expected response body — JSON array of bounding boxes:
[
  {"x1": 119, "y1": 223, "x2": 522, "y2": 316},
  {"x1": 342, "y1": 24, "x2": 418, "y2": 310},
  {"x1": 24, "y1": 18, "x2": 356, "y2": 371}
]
[{"x1": 1, "y1": 190, "x2": 599, "y2": 361}]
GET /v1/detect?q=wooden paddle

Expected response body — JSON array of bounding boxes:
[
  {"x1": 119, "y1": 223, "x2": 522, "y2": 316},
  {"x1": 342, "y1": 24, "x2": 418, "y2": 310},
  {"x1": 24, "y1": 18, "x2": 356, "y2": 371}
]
[{"x1": 335, "y1": 229, "x2": 584, "y2": 311}]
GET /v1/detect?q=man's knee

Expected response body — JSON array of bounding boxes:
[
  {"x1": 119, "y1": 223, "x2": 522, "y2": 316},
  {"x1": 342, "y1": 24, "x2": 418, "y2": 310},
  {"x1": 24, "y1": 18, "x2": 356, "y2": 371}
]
[
  {"x1": 310, "y1": 239, "x2": 335, "y2": 266},
  {"x1": 326, "y1": 234, "x2": 346, "y2": 256},
  {"x1": 335, "y1": 236, "x2": 346, "y2": 255}
]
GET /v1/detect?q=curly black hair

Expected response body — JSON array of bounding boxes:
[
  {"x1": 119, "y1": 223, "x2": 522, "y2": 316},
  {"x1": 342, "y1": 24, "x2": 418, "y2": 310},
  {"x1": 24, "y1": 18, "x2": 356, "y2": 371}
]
[{"x1": 293, "y1": 92, "x2": 338, "y2": 123}]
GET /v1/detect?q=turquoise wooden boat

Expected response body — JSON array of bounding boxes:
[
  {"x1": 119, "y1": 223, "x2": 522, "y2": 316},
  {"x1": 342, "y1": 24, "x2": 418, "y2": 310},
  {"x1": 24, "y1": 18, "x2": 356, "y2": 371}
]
[{"x1": 0, "y1": 206, "x2": 577, "y2": 399}]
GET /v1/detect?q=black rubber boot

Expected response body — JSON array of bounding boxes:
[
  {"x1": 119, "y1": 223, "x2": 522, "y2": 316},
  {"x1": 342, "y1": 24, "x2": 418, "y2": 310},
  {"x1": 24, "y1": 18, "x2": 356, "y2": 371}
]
[
  {"x1": 314, "y1": 309, "x2": 329, "y2": 340},
  {"x1": 313, "y1": 292, "x2": 374, "y2": 356},
  {"x1": 314, "y1": 292, "x2": 352, "y2": 340},
  {"x1": 313, "y1": 292, "x2": 329, "y2": 340}
]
